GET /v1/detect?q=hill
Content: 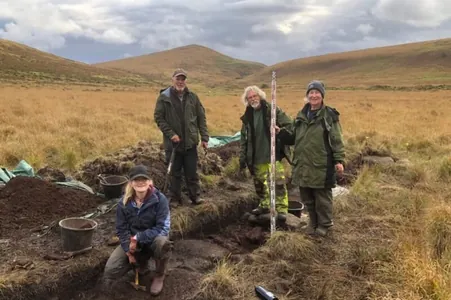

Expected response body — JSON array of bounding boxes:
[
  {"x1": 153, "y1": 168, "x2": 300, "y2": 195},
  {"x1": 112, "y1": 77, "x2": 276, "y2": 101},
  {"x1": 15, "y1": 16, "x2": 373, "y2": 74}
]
[
  {"x1": 0, "y1": 39, "x2": 150, "y2": 85},
  {"x1": 243, "y1": 38, "x2": 451, "y2": 88},
  {"x1": 93, "y1": 44, "x2": 266, "y2": 87}
]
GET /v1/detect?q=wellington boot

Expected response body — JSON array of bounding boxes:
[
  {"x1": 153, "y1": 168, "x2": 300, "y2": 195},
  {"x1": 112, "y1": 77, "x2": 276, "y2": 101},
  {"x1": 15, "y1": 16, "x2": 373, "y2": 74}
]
[{"x1": 150, "y1": 258, "x2": 168, "y2": 296}]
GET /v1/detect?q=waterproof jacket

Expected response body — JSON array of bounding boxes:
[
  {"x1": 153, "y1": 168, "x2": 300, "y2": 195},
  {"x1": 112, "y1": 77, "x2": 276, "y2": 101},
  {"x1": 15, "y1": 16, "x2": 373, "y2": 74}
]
[
  {"x1": 279, "y1": 103, "x2": 345, "y2": 189},
  {"x1": 154, "y1": 86, "x2": 209, "y2": 152},
  {"x1": 239, "y1": 100, "x2": 293, "y2": 173},
  {"x1": 116, "y1": 187, "x2": 170, "y2": 253}
]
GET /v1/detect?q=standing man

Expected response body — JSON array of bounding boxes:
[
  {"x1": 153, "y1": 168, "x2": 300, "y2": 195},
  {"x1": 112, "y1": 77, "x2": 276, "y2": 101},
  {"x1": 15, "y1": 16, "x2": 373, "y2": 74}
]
[
  {"x1": 239, "y1": 85, "x2": 293, "y2": 222},
  {"x1": 154, "y1": 68, "x2": 209, "y2": 206}
]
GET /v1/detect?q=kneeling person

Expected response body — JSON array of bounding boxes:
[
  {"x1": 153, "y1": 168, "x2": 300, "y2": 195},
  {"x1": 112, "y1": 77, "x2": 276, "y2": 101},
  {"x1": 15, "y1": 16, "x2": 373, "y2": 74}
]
[{"x1": 101, "y1": 164, "x2": 172, "y2": 296}]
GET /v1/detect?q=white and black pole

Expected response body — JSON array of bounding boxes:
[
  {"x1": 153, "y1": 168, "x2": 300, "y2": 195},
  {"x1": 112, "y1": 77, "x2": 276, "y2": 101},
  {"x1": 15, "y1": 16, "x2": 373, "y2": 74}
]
[{"x1": 270, "y1": 71, "x2": 277, "y2": 235}]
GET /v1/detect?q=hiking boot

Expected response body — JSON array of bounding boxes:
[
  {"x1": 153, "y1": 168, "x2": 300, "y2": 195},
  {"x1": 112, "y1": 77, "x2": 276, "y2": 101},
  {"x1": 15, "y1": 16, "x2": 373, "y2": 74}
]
[
  {"x1": 304, "y1": 223, "x2": 316, "y2": 236},
  {"x1": 150, "y1": 258, "x2": 168, "y2": 296},
  {"x1": 168, "y1": 196, "x2": 182, "y2": 207},
  {"x1": 277, "y1": 212, "x2": 287, "y2": 222},
  {"x1": 192, "y1": 197, "x2": 204, "y2": 205},
  {"x1": 251, "y1": 207, "x2": 269, "y2": 215},
  {"x1": 315, "y1": 226, "x2": 331, "y2": 237},
  {"x1": 258, "y1": 213, "x2": 271, "y2": 221}
]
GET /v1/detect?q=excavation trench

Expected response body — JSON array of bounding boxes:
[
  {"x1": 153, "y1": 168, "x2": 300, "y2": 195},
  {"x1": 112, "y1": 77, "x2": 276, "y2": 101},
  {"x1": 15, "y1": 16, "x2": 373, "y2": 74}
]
[{"x1": 0, "y1": 181, "x2": 263, "y2": 300}]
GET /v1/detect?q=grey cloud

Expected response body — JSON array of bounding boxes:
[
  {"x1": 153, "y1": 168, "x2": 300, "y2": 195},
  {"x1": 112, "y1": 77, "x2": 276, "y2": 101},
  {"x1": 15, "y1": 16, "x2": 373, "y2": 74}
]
[{"x1": 1, "y1": 0, "x2": 450, "y2": 66}]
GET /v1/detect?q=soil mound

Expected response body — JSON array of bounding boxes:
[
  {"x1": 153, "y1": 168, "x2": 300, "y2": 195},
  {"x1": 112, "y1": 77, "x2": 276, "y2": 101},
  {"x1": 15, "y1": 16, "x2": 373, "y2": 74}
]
[
  {"x1": 209, "y1": 140, "x2": 240, "y2": 163},
  {"x1": 0, "y1": 176, "x2": 104, "y2": 236},
  {"x1": 75, "y1": 140, "x2": 239, "y2": 192}
]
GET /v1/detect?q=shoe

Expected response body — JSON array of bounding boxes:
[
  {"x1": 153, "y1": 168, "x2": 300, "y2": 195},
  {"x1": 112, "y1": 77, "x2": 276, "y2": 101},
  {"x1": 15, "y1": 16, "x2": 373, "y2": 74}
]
[
  {"x1": 315, "y1": 226, "x2": 330, "y2": 237},
  {"x1": 192, "y1": 197, "x2": 204, "y2": 205},
  {"x1": 168, "y1": 196, "x2": 182, "y2": 207},
  {"x1": 304, "y1": 223, "x2": 316, "y2": 235},
  {"x1": 251, "y1": 207, "x2": 269, "y2": 215},
  {"x1": 150, "y1": 258, "x2": 168, "y2": 296},
  {"x1": 277, "y1": 212, "x2": 287, "y2": 222}
]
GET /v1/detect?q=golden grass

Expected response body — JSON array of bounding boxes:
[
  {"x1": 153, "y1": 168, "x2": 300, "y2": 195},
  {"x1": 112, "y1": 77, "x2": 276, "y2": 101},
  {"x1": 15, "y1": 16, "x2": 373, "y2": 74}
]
[
  {"x1": 1, "y1": 85, "x2": 450, "y2": 171},
  {"x1": 244, "y1": 38, "x2": 451, "y2": 87},
  {"x1": 1, "y1": 82, "x2": 451, "y2": 299},
  {"x1": 94, "y1": 44, "x2": 265, "y2": 87},
  {"x1": 0, "y1": 39, "x2": 149, "y2": 85}
]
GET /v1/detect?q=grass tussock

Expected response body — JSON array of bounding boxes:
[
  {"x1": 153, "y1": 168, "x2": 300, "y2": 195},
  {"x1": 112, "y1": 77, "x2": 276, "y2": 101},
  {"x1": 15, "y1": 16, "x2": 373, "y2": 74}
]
[
  {"x1": 426, "y1": 204, "x2": 451, "y2": 261},
  {"x1": 195, "y1": 231, "x2": 319, "y2": 300},
  {"x1": 255, "y1": 231, "x2": 315, "y2": 261},
  {"x1": 195, "y1": 260, "x2": 243, "y2": 300}
]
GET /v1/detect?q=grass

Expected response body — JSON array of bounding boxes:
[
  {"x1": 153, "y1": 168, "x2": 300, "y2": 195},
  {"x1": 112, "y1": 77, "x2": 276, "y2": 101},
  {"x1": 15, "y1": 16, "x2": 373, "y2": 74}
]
[
  {"x1": 243, "y1": 38, "x2": 451, "y2": 87},
  {"x1": 0, "y1": 39, "x2": 150, "y2": 86},
  {"x1": 1, "y1": 85, "x2": 450, "y2": 172},
  {"x1": 93, "y1": 44, "x2": 266, "y2": 87},
  {"x1": 1, "y1": 79, "x2": 451, "y2": 299}
]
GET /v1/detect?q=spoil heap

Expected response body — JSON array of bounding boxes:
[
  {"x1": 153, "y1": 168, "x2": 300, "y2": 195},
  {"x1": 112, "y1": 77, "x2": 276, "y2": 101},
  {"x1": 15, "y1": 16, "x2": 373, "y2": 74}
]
[
  {"x1": 0, "y1": 176, "x2": 104, "y2": 237},
  {"x1": 74, "y1": 140, "x2": 240, "y2": 192}
]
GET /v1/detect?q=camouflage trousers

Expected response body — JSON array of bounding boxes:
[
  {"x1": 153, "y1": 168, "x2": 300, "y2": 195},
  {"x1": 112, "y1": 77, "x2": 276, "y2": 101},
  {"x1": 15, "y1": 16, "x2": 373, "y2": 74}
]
[{"x1": 252, "y1": 161, "x2": 289, "y2": 213}]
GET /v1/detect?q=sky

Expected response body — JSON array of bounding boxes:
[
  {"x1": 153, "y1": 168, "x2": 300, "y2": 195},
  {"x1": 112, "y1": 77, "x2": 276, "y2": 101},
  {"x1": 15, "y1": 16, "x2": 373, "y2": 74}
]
[{"x1": 0, "y1": 0, "x2": 450, "y2": 65}]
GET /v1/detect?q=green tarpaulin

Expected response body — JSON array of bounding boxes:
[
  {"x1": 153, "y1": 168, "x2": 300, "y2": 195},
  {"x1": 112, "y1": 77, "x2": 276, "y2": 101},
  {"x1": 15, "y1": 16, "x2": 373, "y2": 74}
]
[
  {"x1": 207, "y1": 131, "x2": 241, "y2": 148},
  {"x1": 0, "y1": 160, "x2": 94, "y2": 194}
]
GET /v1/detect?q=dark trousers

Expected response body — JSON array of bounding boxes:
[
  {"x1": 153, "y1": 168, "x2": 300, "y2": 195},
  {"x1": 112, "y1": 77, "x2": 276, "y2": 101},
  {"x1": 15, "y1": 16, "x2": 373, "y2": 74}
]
[
  {"x1": 165, "y1": 146, "x2": 200, "y2": 201},
  {"x1": 299, "y1": 187, "x2": 333, "y2": 229}
]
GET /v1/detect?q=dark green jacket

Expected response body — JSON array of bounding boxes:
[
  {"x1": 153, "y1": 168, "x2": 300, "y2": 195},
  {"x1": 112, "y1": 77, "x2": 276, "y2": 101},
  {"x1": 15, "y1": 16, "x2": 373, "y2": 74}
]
[
  {"x1": 239, "y1": 100, "x2": 293, "y2": 173},
  {"x1": 154, "y1": 86, "x2": 209, "y2": 151},
  {"x1": 279, "y1": 103, "x2": 345, "y2": 189}
]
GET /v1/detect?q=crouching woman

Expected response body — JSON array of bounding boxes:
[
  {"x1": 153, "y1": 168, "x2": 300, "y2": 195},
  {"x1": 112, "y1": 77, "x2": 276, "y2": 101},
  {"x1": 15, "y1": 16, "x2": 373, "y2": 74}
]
[{"x1": 100, "y1": 164, "x2": 172, "y2": 296}]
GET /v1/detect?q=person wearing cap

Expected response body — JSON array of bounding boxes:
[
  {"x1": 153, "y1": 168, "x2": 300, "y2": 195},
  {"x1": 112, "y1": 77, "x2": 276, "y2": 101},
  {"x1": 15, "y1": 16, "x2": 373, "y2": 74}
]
[
  {"x1": 154, "y1": 68, "x2": 209, "y2": 206},
  {"x1": 100, "y1": 164, "x2": 172, "y2": 296},
  {"x1": 238, "y1": 85, "x2": 293, "y2": 222},
  {"x1": 278, "y1": 80, "x2": 345, "y2": 237}
]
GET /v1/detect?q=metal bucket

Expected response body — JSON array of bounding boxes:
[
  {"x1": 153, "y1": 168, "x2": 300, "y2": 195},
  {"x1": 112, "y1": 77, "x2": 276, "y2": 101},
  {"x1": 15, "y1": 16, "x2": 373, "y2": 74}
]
[
  {"x1": 99, "y1": 175, "x2": 128, "y2": 200},
  {"x1": 59, "y1": 217, "x2": 98, "y2": 252},
  {"x1": 288, "y1": 201, "x2": 304, "y2": 218}
]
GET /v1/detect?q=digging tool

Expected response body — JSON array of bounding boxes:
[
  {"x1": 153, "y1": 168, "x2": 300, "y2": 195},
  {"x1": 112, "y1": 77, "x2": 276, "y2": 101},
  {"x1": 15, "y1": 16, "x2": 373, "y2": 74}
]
[
  {"x1": 163, "y1": 142, "x2": 179, "y2": 194},
  {"x1": 129, "y1": 269, "x2": 146, "y2": 292},
  {"x1": 269, "y1": 71, "x2": 277, "y2": 235}
]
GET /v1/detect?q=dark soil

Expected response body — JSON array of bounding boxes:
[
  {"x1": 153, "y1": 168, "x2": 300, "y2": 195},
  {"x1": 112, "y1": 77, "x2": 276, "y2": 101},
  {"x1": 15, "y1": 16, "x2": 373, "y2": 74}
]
[
  {"x1": 209, "y1": 140, "x2": 240, "y2": 163},
  {"x1": 67, "y1": 221, "x2": 266, "y2": 300},
  {"x1": 0, "y1": 140, "x2": 257, "y2": 300},
  {"x1": 75, "y1": 140, "x2": 240, "y2": 193},
  {"x1": 36, "y1": 166, "x2": 66, "y2": 182},
  {"x1": 0, "y1": 176, "x2": 105, "y2": 237}
]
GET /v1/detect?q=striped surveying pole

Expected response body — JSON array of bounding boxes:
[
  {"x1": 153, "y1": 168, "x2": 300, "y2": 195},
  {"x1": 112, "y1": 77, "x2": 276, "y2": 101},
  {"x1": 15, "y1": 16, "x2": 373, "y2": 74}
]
[{"x1": 270, "y1": 71, "x2": 277, "y2": 235}]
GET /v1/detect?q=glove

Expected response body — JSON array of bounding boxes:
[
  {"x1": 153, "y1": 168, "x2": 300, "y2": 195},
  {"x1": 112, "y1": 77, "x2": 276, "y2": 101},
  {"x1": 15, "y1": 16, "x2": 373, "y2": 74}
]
[
  {"x1": 129, "y1": 236, "x2": 138, "y2": 254},
  {"x1": 126, "y1": 252, "x2": 137, "y2": 265}
]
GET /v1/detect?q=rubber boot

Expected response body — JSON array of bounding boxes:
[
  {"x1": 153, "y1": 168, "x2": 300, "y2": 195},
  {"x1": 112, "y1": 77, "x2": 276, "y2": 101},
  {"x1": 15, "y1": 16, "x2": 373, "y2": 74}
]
[
  {"x1": 251, "y1": 207, "x2": 269, "y2": 215},
  {"x1": 150, "y1": 258, "x2": 168, "y2": 296}
]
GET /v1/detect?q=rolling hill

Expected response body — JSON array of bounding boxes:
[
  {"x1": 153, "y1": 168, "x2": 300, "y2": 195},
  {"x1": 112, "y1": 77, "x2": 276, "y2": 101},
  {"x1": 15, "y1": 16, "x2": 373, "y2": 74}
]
[
  {"x1": 0, "y1": 39, "x2": 151, "y2": 85},
  {"x1": 243, "y1": 38, "x2": 451, "y2": 88},
  {"x1": 93, "y1": 44, "x2": 266, "y2": 87}
]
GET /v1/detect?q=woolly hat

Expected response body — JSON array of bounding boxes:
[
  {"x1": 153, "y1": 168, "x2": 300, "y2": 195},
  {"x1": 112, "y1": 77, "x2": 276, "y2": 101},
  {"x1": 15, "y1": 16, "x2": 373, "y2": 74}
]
[{"x1": 306, "y1": 80, "x2": 325, "y2": 98}]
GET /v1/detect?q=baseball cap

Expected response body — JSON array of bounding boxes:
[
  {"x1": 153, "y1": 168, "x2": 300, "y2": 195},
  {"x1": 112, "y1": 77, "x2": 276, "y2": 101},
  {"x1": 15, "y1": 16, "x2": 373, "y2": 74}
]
[
  {"x1": 128, "y1": 164, "x2": 151, "y2": 181},
  {"x1": 172, "y1": 68, "x2": 187, "y2": 78}
]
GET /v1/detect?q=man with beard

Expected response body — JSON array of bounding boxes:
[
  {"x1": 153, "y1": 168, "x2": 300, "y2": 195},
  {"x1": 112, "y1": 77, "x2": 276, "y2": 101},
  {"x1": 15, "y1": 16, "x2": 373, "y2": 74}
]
[
  {"x1": 239, "y1": 85, "x2": 293, "y2": 222},
  {"x1": 154, "y1": 68, "x2": 209, "y2": 206}
]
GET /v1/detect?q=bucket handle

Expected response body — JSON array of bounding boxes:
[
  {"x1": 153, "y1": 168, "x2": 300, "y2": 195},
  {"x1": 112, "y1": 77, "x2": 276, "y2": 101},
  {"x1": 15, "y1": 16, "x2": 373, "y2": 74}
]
[{"x1": 97, "y1": 174, "x2": 108, "y2": 185}]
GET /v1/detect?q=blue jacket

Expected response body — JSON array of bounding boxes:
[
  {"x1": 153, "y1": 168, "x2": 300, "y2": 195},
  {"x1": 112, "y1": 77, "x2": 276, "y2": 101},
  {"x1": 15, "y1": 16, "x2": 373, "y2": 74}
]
[{"x1": 115, "y1": 188, "x2": 170, "y2": 253}]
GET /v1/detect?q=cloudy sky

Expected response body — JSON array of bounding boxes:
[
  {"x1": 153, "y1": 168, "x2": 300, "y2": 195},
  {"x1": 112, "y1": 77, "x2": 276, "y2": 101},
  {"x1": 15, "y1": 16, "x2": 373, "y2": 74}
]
[{"x1": 0, "y1": 0, "x2": 450, "y2": 65}]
